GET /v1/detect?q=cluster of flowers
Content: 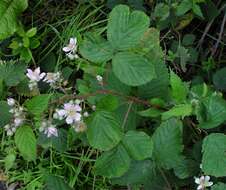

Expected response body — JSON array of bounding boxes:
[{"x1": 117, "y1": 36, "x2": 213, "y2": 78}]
[
  {"x1": 53, "y1": 99, "x2": 88, "y2": 132},
  {"x1": 26, "y1": 67, "x2": 63, "y2": 90},
  {"x1": 4, "y1": 98, "x2": 25, "y2": 136},
  {"x1": 39, "y1": 120, "x2": 58, "y2": 138}
]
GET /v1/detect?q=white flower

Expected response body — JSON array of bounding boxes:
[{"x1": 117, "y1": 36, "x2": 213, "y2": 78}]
[
  {"x1": 54, "y1": 101, "x2": 82, "y2": 124},
  {"x1": 26, "y1": 67, "x2": 46, "y2": 82},
  {"x1": 92, "y1": 105, "x2": 96, "y2": 111},
  {"x1": 63, "y1": 37, "x2": 79, "y2": 60},
  {"x1": 43, "y1": 72, "x2": 62, "y2": 87},
  {"x1": 96, "y1": 75, "x2": 103, "y2": 82},
  {"x1": 7, "y1": 98, "x2": 15, "y2": 106},
  {"x1": 63, "y1": 38, "x2": 77, "y2": 53},
  {"x1": 14, "y1": 117, "x2": 23, "y2": 127},
  {"x1": 195, "y1": 176, "x2": 213, "y2": 190},
  {"x1": 66, "y1": 53, "x2": 79, "y2": 60}
]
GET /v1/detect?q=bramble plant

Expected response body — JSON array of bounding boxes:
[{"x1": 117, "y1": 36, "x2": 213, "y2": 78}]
[{"x1": 0, "y1": 0, "x2": 226, "y2": 190}]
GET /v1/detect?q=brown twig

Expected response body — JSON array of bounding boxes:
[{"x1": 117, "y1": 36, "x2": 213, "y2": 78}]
[{"x1": 50, "y1": 89, "x2": 164, "y2": 109}]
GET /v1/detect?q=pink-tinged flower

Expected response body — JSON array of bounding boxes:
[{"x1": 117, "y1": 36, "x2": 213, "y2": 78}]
[
  {"x1": 54, "y1": 101, "x2": 82, "y2": 124},
  {"x1": 195, "y1": 176, "x2": 213, "y2": 190},
  {"x1": 63, "y1": 38, "x2": 77, "y2": 53},
  {"x1": 26, "y1": 67, "x2": 46, "y2": 82},
  {"x1": 62, "y1": 37, "x2": 79, "y2": 60},
  {"x1": 44, "y1": 127, "x2": 58, "y2": 138}
]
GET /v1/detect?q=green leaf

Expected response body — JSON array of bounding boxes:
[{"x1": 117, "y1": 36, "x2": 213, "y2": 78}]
[
  {"x1": 80, "y1": 33, "x2": 114, "y2": 63},
  {"x1": 161, "y1": 104, "x2": 192, "y2": 120},
  {"x1": 107, "y1": 5, "x2": 149, "y2": 50},
  {"x1": 152, "y1": 118, "x2": 184, "y2": 169},
  {"x1": 154, "y1": 3, "x2": 170, "y2": 21},
  {"x1": 4, "y1": 153, "x2": 16, "y2": 170},
  {"x1": 176, "y1": 0, "x2": 192, "y2": 16},
  {"x1": 0, "y1": 63, "x2": 26, "y2": 86},
  {"x1": 176, "y1": 46, "x2": 190, "y2": 72},
  {"x1": 94, "y1": 144, "x2": 131, "y2": 178},
  {"x1": 97, "y1": 95, "x2": 119, "y2": 111},
  {"x1": 46, "y1": 175, "x2": 72, "y2": 190},
  {"x1": 26, "y1": 27, "x2": 37, "y2": 38},
  {"x1": 112, "y1": 52, "x2": 155, "y2": 86},
  {"x1": 24, "y1": 94, "x2": 52, "y2": 116},
  {"x1": 202, "y1": 133, "x2": 226, "y2": 177},
  {"x1": 138, "y1": 60, "x2": 169, "y2": 99},
  {"x1": 87, "y1": 111, "x2": 123, "y2": 151},
  {"x1": 198, "y1": 95, "x2": 226, "y2": 129},
  {"x1": 211, "y1": 183, "x2": 226, "y2": 190},
  {"x1": 170, "y1": 71, "x2": 188, "y2": 103},
  {"x1": 15, "y1": 125, "x2": 37, "y2": 161},
  {"x1": 213, "y1": 67, "x2": 226, "y2": 92},
  {"x1": 138, "y1": 107, "x2": 163, "y2": 118},
  {"x1": 192, "y1": 3, "x2": 204, "y2": 18},
  {"x1": 122, "y1": 131, "x2": 153, "y2": 160},
  {"x1": 0, "y1": 101, "x2": 12, "y2": 128},
  {"x1": 112, "y1": 160, "x2": 156, "y2": 185},
  {"x1": 0, "y1": 0, "x2": 28, "y2": 40}
]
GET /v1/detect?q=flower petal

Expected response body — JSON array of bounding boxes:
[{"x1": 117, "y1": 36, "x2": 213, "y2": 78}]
[
  {"x1": 66, "y1": 116, "x2": 74, "y2": 124},
  {"x1": 63, "y1": 46, "x2": 71, "y2": 52}
]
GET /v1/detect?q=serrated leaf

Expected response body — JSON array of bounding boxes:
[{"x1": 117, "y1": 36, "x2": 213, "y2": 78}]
[
  {"x1": 97, "y1": 95, "x2": 119, "y2": 111},
  {"x1": 80, "y1": 33, "x2": 114, "y2": 63},
  {"x1": 152, "y1": 118, "x2": 184, "y2": 169},
  {"x1": 24, "y1": 94, "x2": 52, "y2": 116},
  {"x1": 0, "y1": 0, "x2": 28, "y2": 40},
  {"x1": 112, "y1": 160, "x2": 156, "y2": 185},
  {"x1": 46, "y1": 175, "x2": 72, "y2": 190},
  {"x1": 15, "y1": 125, "x2": 37, "y2": 161},
  {"x1": 87, "y1": 111, "x2": 123, "y2": 151},
  {"x1": 176, "y1": 0, "x2": 192, "y2": 16},
  {"x1": 170, "y1": 71, "x2": 188, "y2": 103},
  {"x1": 0, "y1": 101, "x2": 13, "y2": 128},
  {"x1": 202, "y1": 133, "x2": 226, "y2": 177},
  {"x1": 112, "y1": 52, "x2": 155, "y2": 86},
  {"x1": 94, "y1": 144, "x2": 131, "y2": 178},
  {"x1": 154, "y1": 3, "x2": 170, "y2": 20},
  {"x1": 161, "y1": 104, "x2": 192, "y2": 120},
  {"x1": 107, "y1": 5, "x2": 149, "y2": 50},
  {"x1": 122, "y1": 131, "x2": 153, "y2": 160},
  {"x1": 198, "y1": 95, "x2": 226, "y2": 129},
  {"x1": 0, "y1": 63, "x2": 26, "y2": 86},
  {"x1": 138, "y1": 60, "x2": 169, "y2": 99}
]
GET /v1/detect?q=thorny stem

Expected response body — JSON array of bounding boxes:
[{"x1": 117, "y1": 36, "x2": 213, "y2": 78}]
[
  {"x1": 122, "y1": 101, "x2": 133, "y2": 130},
  {"x1": 50, "y1": 89, "x2": 166, "y2": 110}
]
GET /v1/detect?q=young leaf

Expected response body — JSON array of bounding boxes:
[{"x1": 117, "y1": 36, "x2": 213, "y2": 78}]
[
  {"x1": 122, "y1": 131, "x2": 153, "y2": 160},
  {"x1": 202, "y1": 133, "x2": 226, "y2": 177},
  {"x1": 94, "y1": 144, "x2": 131, "y2": 178},
  {"x1": 15, "y1": 125, "x2": 37, "y2": 161},
  {"x1": 24, "y1": 94, "x2": 52, "y2": 116},
  {"x1": 170, "y1": 71, "x2": 188, "y2": 103},
  {"x1": 107, "y1": 5, "x2": 149, "y2": 50},
  {"x1": 0, "y1": 0, "x2": 28, "y2": 40},
  {"x1": 87, "y1": 111, "x2": 123, "y2": 151},
  {"x1": 161, "y1": 104, "x2": 192, "y2": 120},
  {"x1": 152, "y1": 118, "x2": 184, "y2": 169},
  {"x1": 112, "y1": 52, "x2": 155, "y2": 86},
  {"x1": 80, "y1": 33, "x2": 114, "y2": 63}
]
